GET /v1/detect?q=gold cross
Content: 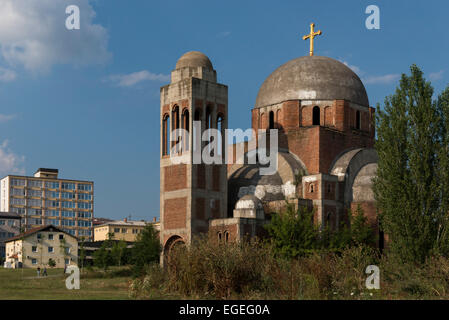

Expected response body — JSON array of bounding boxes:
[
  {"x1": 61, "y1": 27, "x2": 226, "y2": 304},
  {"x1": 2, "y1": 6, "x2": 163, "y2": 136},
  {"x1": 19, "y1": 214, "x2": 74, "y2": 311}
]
[{"x1": 302, "y1": 23, "x2": 322, "y2": 56}]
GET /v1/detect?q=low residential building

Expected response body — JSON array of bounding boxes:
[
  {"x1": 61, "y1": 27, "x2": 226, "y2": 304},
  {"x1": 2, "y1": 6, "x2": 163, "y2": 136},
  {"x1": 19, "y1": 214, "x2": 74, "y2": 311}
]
[
  {"x1": 93, "y1": 218, "x2": 159, "y2": 242},
  {"x1": 0, "y1": 212, "x2": 21, "y2": 260},
  {"x1": 4, "y1": 225, "x2": 78, "y2": 268}
]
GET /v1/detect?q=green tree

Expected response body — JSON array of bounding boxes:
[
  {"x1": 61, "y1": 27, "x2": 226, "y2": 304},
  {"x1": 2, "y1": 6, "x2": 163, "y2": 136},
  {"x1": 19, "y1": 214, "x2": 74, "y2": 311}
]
[
  {"x1": 374, "y1": 65, "x2": 449, "y2": 263},
  {"x1": 48, "y1": 258, "x2": 56, "y2": 268},
  {"x1": 265, "y1": 202, "x2": 319, "y2": 258},
  {"x1": 436, "y1": 86, "x2": 449, "y2": 256},
  {"x1": 111, "y1": 240, "x2": 127, "y2": 266},
  {"x1": 78, "y1": 237, "x2": 86, "y2": 272},
  {"x1": 348, "y1": 205, "x2": 377, "y2": 247},
  {"x1": 131, "y1": 224, "x2": 161, "y2": 276},
  {"x1": 93, "y1": 241, "x2": 113, "y2": 271}
]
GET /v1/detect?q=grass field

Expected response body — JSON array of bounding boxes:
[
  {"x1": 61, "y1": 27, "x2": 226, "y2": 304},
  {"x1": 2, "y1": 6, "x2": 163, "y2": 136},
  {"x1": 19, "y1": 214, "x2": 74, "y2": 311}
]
[{"x1": 0, "y1": 267, "x2": 133, "y2": 300}]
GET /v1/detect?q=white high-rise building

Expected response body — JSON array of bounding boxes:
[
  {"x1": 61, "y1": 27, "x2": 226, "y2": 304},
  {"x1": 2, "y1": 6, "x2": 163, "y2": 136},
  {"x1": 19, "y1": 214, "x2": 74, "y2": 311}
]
[{"x1": 0, "y1": 168, "x2": 94, "y2": 240}]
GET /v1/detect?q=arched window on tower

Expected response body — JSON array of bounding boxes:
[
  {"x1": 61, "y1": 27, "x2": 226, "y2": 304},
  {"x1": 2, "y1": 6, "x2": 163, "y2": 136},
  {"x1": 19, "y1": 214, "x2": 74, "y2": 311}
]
[
  {"x1": 356, "y1": 110, "x2": 361, "y2": 130},
  {"x1": 206, "y1": 106, "x2": 212, "y2": 130},
  {"x1": 162, "y1": 114, "x2": 170, "y2": 156},
  {"x1": 205, "y1": 106, "x2": 213, "y2": 154},
  {"x1": 217, "y1": 114, "x2": 224, "y2": 157},
  {"x1": 182, "y1": 109, "x2": 190, "y2": 151},
  {"x1": 193, "y1": 109, "x2": 202, "y2": 152},
  {"x1": 269, "y1": 111, "x2": 274, "y2": 129},
  {"x1": 172, "y1": 106, "x2": 180, "y2": 153},
  {"x1": 313, "y1": 106, "x2": 320, "y2": 126}
]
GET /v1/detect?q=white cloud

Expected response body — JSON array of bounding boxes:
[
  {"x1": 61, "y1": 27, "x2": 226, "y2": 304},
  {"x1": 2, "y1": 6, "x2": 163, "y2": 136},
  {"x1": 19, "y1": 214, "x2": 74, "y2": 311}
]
[
  {"x1": 429, "y1": 70, "x2": 444, "y2": 81},
  {"x1": 0, "y1": 0, "x2": 111, "y2": 73},
  {"x1": 340, "y1": 59, "x2": 401, "y2": 85},
  {"x1": 106, "y1": 70, "x2": 170, "y2": 87},
  {"x1": 0, "y1": 114, "x2": 16, "y2": 123},
  {"x1": 0, "y1": 140, "x2": 25, "y2": 176},
  {"x1": 0, "y1": 66, "x2": 16, "y2": 82},
  {"x1": 363, "y1": 74, "x2": 400, "y2": 85},
  {"x1": 341, "y1": 61, "x2": 362, "y2": 75}
]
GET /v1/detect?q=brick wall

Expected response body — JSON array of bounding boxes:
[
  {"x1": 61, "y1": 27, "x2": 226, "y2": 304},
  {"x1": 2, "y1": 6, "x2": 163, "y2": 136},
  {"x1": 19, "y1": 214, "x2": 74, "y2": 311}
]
[
  {"x1": 304, "y1": 181, "x2": 319, "y2": 199},
  {"x1": 164, "y1": 197, "x2": 187, "y2": 229},
  {"x1": 196, "y1": 197, "x2": 205, "y2": 220},
  {"x1": 324, "y1": 181, "x2": 336, "y2": 200},
  {"x1": 212, "y1": 165, "x2": 220, "y2": 191},
  {"x1": 164, "y1": 164, "x2": 187, "y2": 191},
  {"x1": 209, "y1": 223, "x2": 238, "y2": 243},
  {"x1": 196, "y1": 164, "x2": 206, "y2": 189}
]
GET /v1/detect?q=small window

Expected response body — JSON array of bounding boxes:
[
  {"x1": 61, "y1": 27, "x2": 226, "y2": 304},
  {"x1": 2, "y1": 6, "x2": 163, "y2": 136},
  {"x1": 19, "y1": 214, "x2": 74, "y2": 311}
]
[
  {"x1": 48, "y1": 234, "x2": 53, "y2": 240},
  {"x1": 121, "y1": 228, "x2": 127, "y2": 233},
  {"x1": 59, "y1": 234, "x2": 64, "y2": 240},
  {"x1": 356, "y1": 110, "x2": 361, "y2": 130},
  {"x1": 225, "y1": 231, "x2": 229, "y2": 243},
  {"x1": 32, "y1": 246, "x2": 37, "y2": 253},
  {"x1": 48, "y1": 247, "x2": 54, "y2": 253},
  {"x1": 65, "y1": 258, "x2": 69, "y2": 265},
  {"x1": 31, "y1": 259, "x2": 37, "y2": 265},
  {"x1": 269, "y1": 111, "x2": 274, "y2": 129},
  {"x1": 64, "y1": 247, "x2": 70, "y2": 254},
  {"x1": 310, "y1": 184, "x2": 314, "y2": 193},
  {"x1": 313, "y1": 106, "x2": 320, "y2": 125},
  {"x1": 114, "y1": 228, "x2": 120, "y2": 233},
  {"x1": 37, "y1": 233, "x2": 41, "y2": 239},
  {"x1": 218, "y1": 232, "x2": 222, "y2": 242}
]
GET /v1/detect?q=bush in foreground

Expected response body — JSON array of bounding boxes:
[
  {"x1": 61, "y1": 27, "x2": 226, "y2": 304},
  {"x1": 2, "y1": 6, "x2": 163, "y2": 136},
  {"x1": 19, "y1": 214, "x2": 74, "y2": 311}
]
[{"x1": 129, "y1": 235, "x2": 449, "y2": 300}]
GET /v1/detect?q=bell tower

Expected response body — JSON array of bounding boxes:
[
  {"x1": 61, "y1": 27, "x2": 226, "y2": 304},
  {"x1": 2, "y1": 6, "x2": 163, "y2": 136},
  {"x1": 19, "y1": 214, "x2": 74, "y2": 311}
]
[{"x1": 160, "y1": 51, "x2": 228, "y2": 255}]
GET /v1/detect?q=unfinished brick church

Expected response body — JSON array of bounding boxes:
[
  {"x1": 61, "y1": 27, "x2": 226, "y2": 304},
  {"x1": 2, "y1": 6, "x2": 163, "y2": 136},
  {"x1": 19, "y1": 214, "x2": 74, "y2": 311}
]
[{"x1": 159, "y1": 50, "x2": 380, "y2": 255}]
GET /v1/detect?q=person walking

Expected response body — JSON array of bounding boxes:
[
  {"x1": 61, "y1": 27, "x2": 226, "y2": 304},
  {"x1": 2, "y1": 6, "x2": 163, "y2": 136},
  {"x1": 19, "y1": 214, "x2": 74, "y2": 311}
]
[
  {"x1": 42, "y1": 266, "x2": 47, "y2": 277},
  {"x1": 37, "y1": 267, "x2": 40, "y2": 277}
]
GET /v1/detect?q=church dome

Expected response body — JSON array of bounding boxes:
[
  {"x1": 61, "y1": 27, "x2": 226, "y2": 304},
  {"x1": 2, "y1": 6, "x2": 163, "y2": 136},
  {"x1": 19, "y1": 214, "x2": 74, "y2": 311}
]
[
  {"x1": 255, "y1": 56, "x2": 369, "y2": 108},
  {"x1": 175, "y1": 51, "x2": 213, "y2": 70}
]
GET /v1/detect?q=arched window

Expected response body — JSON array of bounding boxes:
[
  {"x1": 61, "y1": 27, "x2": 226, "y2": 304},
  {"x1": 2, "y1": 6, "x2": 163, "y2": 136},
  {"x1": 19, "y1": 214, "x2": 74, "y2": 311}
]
[
  {"x1": 269, "y1": 111, "x2": 274, "y2": 129},
  {"x1": 259, "y1": 113, "x2": 265, "y2": 130},
  {"x1": 225, "y1": 231, "x2": 229, "y2": 243},
  {"x1": 205, "y1": 106, "x2": 212, "y2": 130},
  {"x1": 313, "y1": 106, "x2": 320, "y2": 126},
  {"x1": 193, "y1": 109, "x2": 202, "y2": 152},
  {"x1": 172, "y1": 106, "x2": 180, "y2": 153},
  {"x1": 310, "y1": 183, "x2": 314, "y2": 193},
  {"x1": 356, "y1": 110, "x2": 361, "y2": 130},
  {"x1": 182, "y1": 109, "x2": 190, "y2": 151},
  {"x1": 276, "y1": 109, "x2": 282, "y2": 128},
  {"x1": 162, "y1": 114, "x2": 170, "y2": 156},
  {"x1": 217, "y1": 114, "x2": 224, "y2": 156},
  {"x1": 218, "y1": 231, "x2": 222, "y2": 242}
]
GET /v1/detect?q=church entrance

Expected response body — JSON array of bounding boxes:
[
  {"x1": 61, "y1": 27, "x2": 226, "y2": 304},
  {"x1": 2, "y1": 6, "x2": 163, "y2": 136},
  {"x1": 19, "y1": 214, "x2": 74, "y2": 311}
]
[{"x1": 163, "y1": 235, "x2": 186, "y2": 266}]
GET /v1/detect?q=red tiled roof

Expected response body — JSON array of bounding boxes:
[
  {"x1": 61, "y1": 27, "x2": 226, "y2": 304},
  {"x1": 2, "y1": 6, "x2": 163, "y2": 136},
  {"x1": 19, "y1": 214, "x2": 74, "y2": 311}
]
[{"x1": 5, "y1": 225, "x2": 77, "y2": 242}]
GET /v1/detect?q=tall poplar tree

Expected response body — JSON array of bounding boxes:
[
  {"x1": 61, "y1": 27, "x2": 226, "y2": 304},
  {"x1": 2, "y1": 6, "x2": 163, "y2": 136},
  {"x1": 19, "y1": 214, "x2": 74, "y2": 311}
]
[{"x1": 374, "y1": 65, "x2": 449, "y2": 262}]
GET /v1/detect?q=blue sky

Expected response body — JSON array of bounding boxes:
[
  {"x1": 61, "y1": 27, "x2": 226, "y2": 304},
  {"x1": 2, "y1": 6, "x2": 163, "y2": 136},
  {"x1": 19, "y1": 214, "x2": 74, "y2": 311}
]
[{"x1": 0, "y1": 0, "x2": 447, "y2": 221}]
